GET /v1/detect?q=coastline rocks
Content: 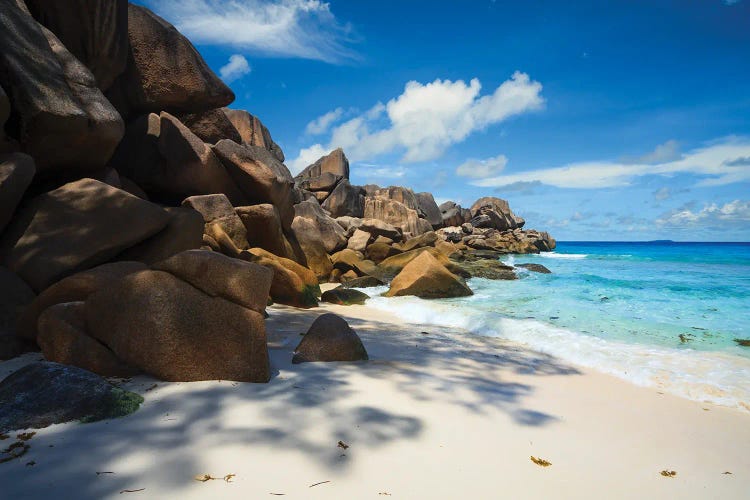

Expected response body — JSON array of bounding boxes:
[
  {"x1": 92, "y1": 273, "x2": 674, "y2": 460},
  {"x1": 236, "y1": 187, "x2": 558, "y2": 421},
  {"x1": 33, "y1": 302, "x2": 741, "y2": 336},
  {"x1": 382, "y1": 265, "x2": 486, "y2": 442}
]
[
  {"x1": 290, "y1": 216, "x2": 333, "y2": 280},
  {"x1": 236, "y1": 204, "x2": 295, "y2": 260},
  {"x1": 213, "y1": 140, "x2": 294, "y2": 229},
  {"x1": 223, "y1": 109, "x2": 285, "y2": 163},
  {"x1": 16, "y1": 261, "x2": 147, "y2": 342},
  {"x1": 339, "y1": 276, "x2": 386, "y2": 288},
  {"x1": 0, "y1": 362, "x2": 143, "y2": 432},
  {"x1": 416, "y1": 192, "x2": 443, "y2": 229},
  {"x1": 0, "y1": 1, "x2": 124, "y2": 174},
  {"x1": 37, "y1": 301, "x2": 136, "y2": 377},
  {"x1": 0, "y1": 153, "x2": 35, "y2": 233},
  {"x1": 292, "y1": 313, "x2": 368, "y2": 364},
  {"x1": 0, "y1": 179, "x2": 169, "y2": 292},
  {"x1": 107, "y1": 4, "x2": 234, "y2": 117},
  {"x1": 439, "y1": 201, "x2": 469, "y2": 227},
  {"x1": 178, "y1": 108, "x2": 242, "y2": 145},
  {"x1": 85, "y1": 270, "x2": 271, "y2": 382},
  {"x1": 25, "y1": 0, "x2": 129, "y2": 91},
  {"x1": 293, "y1": 200, "x2": 347, "y2": 253},
  {"x1": 516, "y1": 263, "x2": 552, "y2": 274},
  {"x1": 322, "y1": 179, "x2": 365, "y2": 218},
  {"x1": 378, "y1": 247, "x2": 456, "y2": 279},
  {"x1": 365, "y1": 242, "x2": 402, "y2": 264},
  {"x1": 452, "y1": 258, "x2": 517, "y2": 280},
  {"x1": 321, "y1": 287, "x2": 370, "y2": 306},
  {"x1": 182, "y1": 194, "x2": 249, "y2": 251},
  {"x1": 386, "y1": 251, "x2": 473, "y2": 299},
  {"x1": 153, "y1": 250, "x2": 273, "y2": 314},
  {"x1": 364, "y1": 196, "x2": 431, "y2": 238},
  {"x1": 296, "y1": 148, "x2": 349, "y2": 181},
  {"x1": 347, "y1": 229, "x2": 371, "y2": 253},
  {"x1": 240, "y1": 248, "x2": 319, "y2": 309},
  {"x1": 0, "y1": 267, "x2": 36, "y2": 360}
]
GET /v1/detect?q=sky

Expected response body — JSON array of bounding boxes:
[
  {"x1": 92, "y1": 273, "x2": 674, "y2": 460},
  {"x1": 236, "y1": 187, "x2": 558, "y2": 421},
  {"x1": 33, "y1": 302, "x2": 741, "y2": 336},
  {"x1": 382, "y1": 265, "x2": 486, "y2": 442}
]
[{"x1": 136, "y1": 0, "x2": 750, "y2": 241}]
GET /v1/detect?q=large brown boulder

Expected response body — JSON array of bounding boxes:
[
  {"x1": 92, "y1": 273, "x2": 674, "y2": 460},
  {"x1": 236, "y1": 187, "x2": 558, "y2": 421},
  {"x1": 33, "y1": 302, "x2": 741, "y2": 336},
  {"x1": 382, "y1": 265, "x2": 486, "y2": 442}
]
[
  {"x1": 386, "y1": 251, "x2": 473, "y2": 299},
  {"x1": 293, "y1": 200, "x2": 347, "y2": 253},
  {"x1": 153, "y1": 250, "x2": 272, "y2": 314},
  {"x1": 86, "y1": 270, "x2": 270, "y2": 382},
  {"x1": 16, "y1": 261, "x2": 147, "y2": 342},
  {"x1": 179, "y1": 108, "x2": 242, "y2": 145},
  {"x1": 116, "y1": 207, "x2": 204, "y2": 265},
  {"x1": 295, "y1": 148, "x2": 349, "y2": 181},
  {"x1": 292, "y1": 313, "x2": 368, "y2": 364},
  {"x1": 37, "y1": 301, "x2": 135, "y2": 377},
  {"x1": 0, "y1": 179, "x2": 169, "y2": 292},
  {"x1": 365, "y1": 242, "x2": 402, "y2": 264},
  {"x1": 347, "y1": 229, "x2": 371, "y2": 252},
  {"x1": 359, "y1": 218, "x2": 403, "y2": 241},
  {"x1": 364, "y1": 196, "x2": 432, "y2": 238},
  {"x1": 0, "y1": 266, "x2": 35, "y2": 360},
  {"x1": 25, "y1": 0, "x2": 128, "y2": 91},
  {"x1": 213, "y1": 140, "x2": 295, "y2": 229},
  {"x1": 416, "y1": 192, "x2": 443, "y2": 229},
  {"x1": 239, "y1": 249, "x2": 319, "y2": 308},
  {"x1": 0, "y1": 153, "x2": 35, "y2": 234},
  {"x1": 296, "y1": 172, "x2": 341, "y2": 193},
  {"x1": 397, "y1": 231, "x2": 438, "y2": 252},
  {"x1": 107, "y1": 4, "x2": 234, "y2": 118},
  {"x1": 223, "y1": 109, "x2": 285, "y2": 163},
  {"x1": 182, "y1": 194, "x2": 249, "y2": 251},
  {"x1": 236, "y1": 204, "x2": 295, "y2": 260},
  {"x1": 373, "y1": 186, "x2": 421, "y2": 210},
  {"x1": 0, "y1": 1, "x2": 124, "y2": 174},
  {"x1": 469, "y1": 196, "x2": 522, "y2": 231},
  {"x1": 322, "y1": 179, "x2": 365, "y2": 218},
  {"x1": 290, "y1": 216, "x2": 333, "y2": 281},
  {"x1": 378, "y1": 247, "x2": 458, "y2": 278}
]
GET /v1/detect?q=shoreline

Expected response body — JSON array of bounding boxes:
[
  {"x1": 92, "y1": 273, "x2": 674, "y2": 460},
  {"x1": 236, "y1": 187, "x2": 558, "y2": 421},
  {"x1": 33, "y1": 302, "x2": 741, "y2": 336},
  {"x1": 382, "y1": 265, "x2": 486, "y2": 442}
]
[{"x1": 1, "y1": 295, "x2": 749, "y2": 499}]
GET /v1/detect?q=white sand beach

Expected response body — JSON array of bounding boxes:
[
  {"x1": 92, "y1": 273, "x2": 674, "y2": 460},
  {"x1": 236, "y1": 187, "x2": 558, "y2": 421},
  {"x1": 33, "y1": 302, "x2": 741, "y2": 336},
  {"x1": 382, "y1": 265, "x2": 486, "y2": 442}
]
[{"x1": 1, "y1": 294, "x2": 749, "y2": 499}]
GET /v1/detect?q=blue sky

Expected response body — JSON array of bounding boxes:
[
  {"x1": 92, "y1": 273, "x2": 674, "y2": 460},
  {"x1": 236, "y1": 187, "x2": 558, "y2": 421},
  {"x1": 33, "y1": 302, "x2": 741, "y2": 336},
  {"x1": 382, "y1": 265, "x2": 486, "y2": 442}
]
[{"x1": 137, "y1": 0, "x2": 750, "y2": 241}]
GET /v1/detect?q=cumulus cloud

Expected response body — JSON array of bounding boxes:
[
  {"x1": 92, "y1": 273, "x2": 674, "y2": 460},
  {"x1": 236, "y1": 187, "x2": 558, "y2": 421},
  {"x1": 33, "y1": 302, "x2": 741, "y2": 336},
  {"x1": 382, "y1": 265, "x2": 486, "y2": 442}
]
[
  {"x1": 142, "y1": 0, "x2": 358, "y2": 63},
  {"x1": 305, "y1": 107, "x2": 344, "y2": 135},
  {"x1": 474, "y1": 137, "x2": 750, "y2": 189},
  {"x1": 219, "y1": 54, "x2": 251, "y2": 82},
  {"x1": 291, "y1": 71, "x2": 544, "y2": 167},
  {"x1": 656, "y1": 200, "x2": 750, "y2": 227},
  {"x1": 633, "y1": 140, "x2": 681, "y2": 164},
  {"x1": 455, "y1": 154, "x2": 508, "y2": 179}
]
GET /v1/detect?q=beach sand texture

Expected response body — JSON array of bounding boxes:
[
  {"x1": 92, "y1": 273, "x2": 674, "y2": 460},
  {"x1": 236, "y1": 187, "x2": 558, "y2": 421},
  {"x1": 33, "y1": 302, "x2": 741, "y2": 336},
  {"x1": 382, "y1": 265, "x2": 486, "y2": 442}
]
[{"x1": 1, "y1": 298, "x2": 748, "y2": 499}]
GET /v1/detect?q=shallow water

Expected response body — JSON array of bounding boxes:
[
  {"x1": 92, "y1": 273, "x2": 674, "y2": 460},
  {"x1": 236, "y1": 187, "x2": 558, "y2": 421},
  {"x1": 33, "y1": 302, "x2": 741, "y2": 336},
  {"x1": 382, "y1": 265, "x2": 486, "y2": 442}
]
[{"x1": 364, "y1": 241, "x2": 750, "y2": 411}]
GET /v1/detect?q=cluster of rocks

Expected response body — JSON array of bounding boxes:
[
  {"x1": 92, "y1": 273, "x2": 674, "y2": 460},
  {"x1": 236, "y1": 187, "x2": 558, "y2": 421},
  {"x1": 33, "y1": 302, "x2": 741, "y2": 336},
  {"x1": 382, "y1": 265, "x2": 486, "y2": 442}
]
[{"x1": 0, "y1": 0, "x2": 555, "y2": 423}]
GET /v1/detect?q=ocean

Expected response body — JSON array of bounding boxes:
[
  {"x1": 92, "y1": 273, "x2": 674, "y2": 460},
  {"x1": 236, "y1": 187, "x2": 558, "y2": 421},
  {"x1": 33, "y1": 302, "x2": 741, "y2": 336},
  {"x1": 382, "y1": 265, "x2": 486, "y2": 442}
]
[{"x1": 365, "y1": 241, "x2": 750, "y2": 412}]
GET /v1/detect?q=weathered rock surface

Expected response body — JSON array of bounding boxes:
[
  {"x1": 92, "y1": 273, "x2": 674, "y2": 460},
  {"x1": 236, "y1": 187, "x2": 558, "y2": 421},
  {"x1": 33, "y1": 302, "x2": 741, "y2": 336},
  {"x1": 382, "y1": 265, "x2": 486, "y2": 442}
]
[
  {"x1": 213, "y1": 140, "x2": 295, "y2": 228},
  {"x1": 107, "y1": 4, "x2": 234, "y2": 117},
  {"x1": 0, "y1": 361, "x2": 143, "y2": 432},
  {"x1": 322, "y1": 179, "x2": 365, "y2": 218},
  {"x1": 240, "y1": 249, "x2": 319, "y2": 308},
  {"x1": 0, "y1": 1, "x2": 124, "y2": 173},
  {"x1": 0, "y1": 153, "x2": 35, "y2": 233},
  {"x1": 223, "y1": 109, "x2": 285, "y2": 163},
  {"x1": 116, "y1": 206, "x2": 204, "y2": 265},
  {"x1": 292, "y1": 313, "x2": 368, "y2": 364},
  {"x1": 439, "y1": 201, "x2": 469, "y2": 227},
  {"x1": 339, "y1": 276, "x2": 386, "y2": 288},
  {"x1": 25, "y1": 0, "x2": 129, "y2": 91},
  {"x1": 86, "y1": 270, "x2": 270, "y2": 382},
  {"x1": 297, "y1": 172, "x2": 341, "y2": 193},
  {"x1": 378, "y1": 247, "x2": 456, "y2": 278},
  {"x1": 386, "y1": 251, "x2": 473, "y2": 299},
  {"x1": 290, "y1": 216, "x2": 333, "y2": 280},
  {"x1": 236, "y1": 204, "x2": 295, "y2": 260},
  {"x1": 37, "y1": 301, "x2": 136, "y2": 377},
  {"x1": 364, "y1": 196, "x2": 432, "y2": 238},
  {"x1": 516, "y1": 263, "x2": 552, "y2": 274},
  {"x1": 347, "y1": 229, "x2": 371, "y2": 252},
  {"x1": 321, "y1": 287, "x2": 370, "y2": 306},
  {"x1": 0, "y1": 267, "x2": 35, "y2": 360},
  {"x1": 296, "y1": 148, "x2": 349, "y2": 181},
  {"x1": 179, "y1": 108, "x2": 242, "y2": 145},
  {"x1": 0, "y1": 179, "x2": 169, "y2": 292},
  {"x1": 365, "y1": 242, "x2": 402, "y2": 264},
  {"x1": 16, "y1": 261, "x2": 147, "y2": 342},
  {"x1": 416, "y1": 191, "x2": 443, "y2": 228},
  {"x1": 293, "y1": 200, "x2": 347, "y2": 253},
  {"x1": 397, "y1": 231, "x2": 438, "y2": 252},
  {"x1": 182, "y1": 194, "x2": 249, "y2": 251}
]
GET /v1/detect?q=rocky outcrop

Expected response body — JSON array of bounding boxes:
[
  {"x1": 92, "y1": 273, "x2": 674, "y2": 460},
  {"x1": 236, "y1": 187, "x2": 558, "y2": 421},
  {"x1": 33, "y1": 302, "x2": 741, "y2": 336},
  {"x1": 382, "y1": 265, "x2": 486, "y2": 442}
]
[
  {"x1": 386, "y1": 251, "x2": 473, "y2": 299},
  {"x1": 416, "y1": 192, "x2": 443, "y2": 229},
  {"x1": 364, "y1": 196, "x2": 432, "y2": 239},
  {"x1": 296, "y1": 148, "x2": 349, "y2": 181},
  {"x1": 237, "y1": 204, "x2": 295, "y2": 260},
  {"x1": 0, "y1": 362, "x2": 143, "y2": 432},
  {"x1": 25, "y1": 0, "x2": 129, "y2": 91},
  {"x1": 292, "y1": 313, "x2": 368, "y2": 364},
  {"x1": 86, "y1": 268, "x2": 271, "y2": 382},
  {"x1": 290, "y1": 216, "x2": 333, "y2": 281},
  {"x1": 339, "y1": 276, "x2": 385, "y2": 288},
  {"x1": 0, "y1": 179, "x2": 169, "y2": 292},
  {"x1": 439, "y1": 201, "x2": 470, "y2": 227},
  {"x1": 223, "y1": 109, "x2": 285, "y2": 163},
  {"x1": 469, "y1": 196, "x2": 525, "y2": 231},
  {"x1": 0, "y1": 153, "x2": 35, "y2": 234},
  {"x1": 0, "y1": 0, "x2": 124, "y2": 174},
  {"x1": 516, "y1": 263, "x2": 552, "y2": 274},
  {"x1": 179, "y1": 108, "x2": 242, "y2": 145},
  {"x1": 183, "y1": 194, "x2": 249, "y2": 251},
  {"x1": 240, "y1": 248, "x2": 319, "y2": 308},
  {"x1": 213, "y1": 140, "x2": 295, "y2": 229},
  {"x1": 0, "y1": 267, "x2": 36, "y2": 360},
  {"x1": 322, "y1": 179, "x2": 365, "y2": 218},
  {"x1": 107, "y1": 4, "x2": 233, "y2": 118},
  {"x1": 16, "y1": 261, "x2": 147, "y2": 342},
  {"x1": 293, "y1": 200, "x2": 347, "y2": 253},
  {"x1": 321, "y1": 287, "x2": 370, "y2": 306}
]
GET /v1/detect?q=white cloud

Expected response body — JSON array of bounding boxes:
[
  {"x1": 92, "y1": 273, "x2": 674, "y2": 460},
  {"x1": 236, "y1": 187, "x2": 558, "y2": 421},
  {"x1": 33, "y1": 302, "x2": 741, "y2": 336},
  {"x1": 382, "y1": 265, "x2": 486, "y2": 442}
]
[
  {"x1": 456, "y1": 154, "x2": 508, "y2": 179},
  {"x1": 291, "y1": 71, "x2": 544, "y2": 167},
  {"x1": 633, "y1": 140, "x2": 681, "y2": 164},
  {"x1": 143, "y1": 0, "x2": 358, "y2": 64},
  {"x1": 474, "y1": 137, "x2": 750, "y2": 189},
  {"x1": 219, "y1": 54, "x2": 251, "y2": 82},
  {"x1": 656, "y1": 200, "x2": 750, "y2": 227},
  {"x1": 653, "y1": 187, "x2": 671, "y2": 201},
  {"x1": 305, "y1": 107, "x2": 344, "y2": 135}
]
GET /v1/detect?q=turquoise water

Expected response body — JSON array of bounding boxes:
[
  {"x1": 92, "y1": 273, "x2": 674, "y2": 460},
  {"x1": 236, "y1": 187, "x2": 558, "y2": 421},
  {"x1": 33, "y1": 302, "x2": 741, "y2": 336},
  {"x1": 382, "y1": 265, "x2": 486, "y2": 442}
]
[{"x1": 365, "y1": 242, "x2": 750, "y2": 411}]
